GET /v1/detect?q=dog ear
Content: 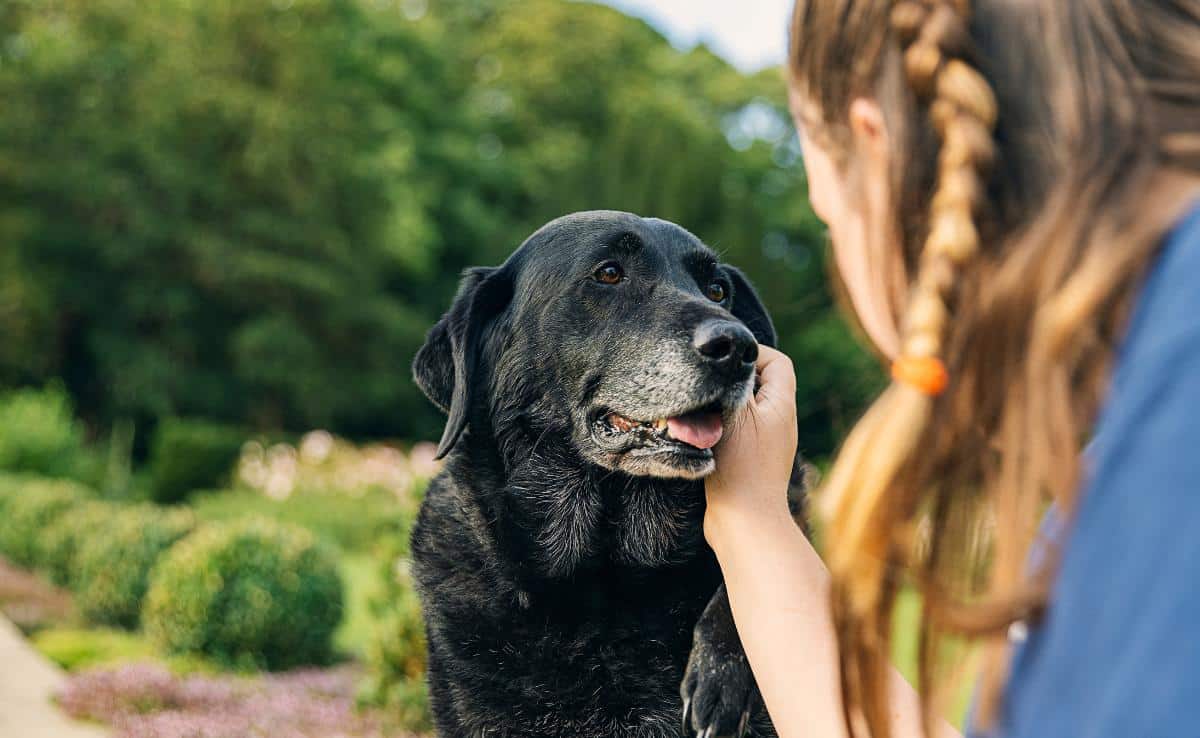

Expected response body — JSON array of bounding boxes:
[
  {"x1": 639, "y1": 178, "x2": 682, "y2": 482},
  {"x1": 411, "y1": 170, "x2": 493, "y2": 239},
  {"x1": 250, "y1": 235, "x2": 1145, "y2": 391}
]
[
  {"x1": 413, "y1": 266, "x2": 512, "y2": 459},
  {"x1": 725, "y1": 266, "x2": 777, "y2": 348}
]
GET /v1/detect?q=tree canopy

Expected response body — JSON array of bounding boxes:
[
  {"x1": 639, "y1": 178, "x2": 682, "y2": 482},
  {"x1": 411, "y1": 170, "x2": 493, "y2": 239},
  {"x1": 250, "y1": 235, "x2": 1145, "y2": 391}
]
[{"x1": 0, "y1": 0, "x2": 882, "y2": 457}]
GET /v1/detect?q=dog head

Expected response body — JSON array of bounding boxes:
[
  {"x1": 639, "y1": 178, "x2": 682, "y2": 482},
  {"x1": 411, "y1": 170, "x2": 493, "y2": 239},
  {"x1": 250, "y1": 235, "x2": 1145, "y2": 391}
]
[{"x1": 414, "y1": 210, "x2": 775, "y2": 480}]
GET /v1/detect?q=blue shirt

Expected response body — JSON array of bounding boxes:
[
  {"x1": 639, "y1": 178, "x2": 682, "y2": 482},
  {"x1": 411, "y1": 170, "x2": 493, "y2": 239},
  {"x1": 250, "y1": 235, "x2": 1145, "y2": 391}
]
[{"x1": 972, "y1": 201, "x2": 1200, "y2": 737}]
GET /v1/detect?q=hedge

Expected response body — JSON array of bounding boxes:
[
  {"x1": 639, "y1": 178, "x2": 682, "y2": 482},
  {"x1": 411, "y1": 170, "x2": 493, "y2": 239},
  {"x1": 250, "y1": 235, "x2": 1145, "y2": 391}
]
[
  {"x1": 144, "y1": 517, "x2": 343, "y2": 670},
  {"x1": 74, "y1": 507, "x2": 196, "y2": 628},
  {"x1": 0, "y1": 478, "x2": 92, "y2": 567},
  {"x1": 36, "y1": 500, "x2": 121, "y2": 588}
]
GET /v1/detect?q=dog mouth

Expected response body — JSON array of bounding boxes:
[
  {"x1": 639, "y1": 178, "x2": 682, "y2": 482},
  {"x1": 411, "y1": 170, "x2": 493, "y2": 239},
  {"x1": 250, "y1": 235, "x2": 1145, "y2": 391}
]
[{"x1": 592, "y1": 399, "x2": 727, "y2": 457}]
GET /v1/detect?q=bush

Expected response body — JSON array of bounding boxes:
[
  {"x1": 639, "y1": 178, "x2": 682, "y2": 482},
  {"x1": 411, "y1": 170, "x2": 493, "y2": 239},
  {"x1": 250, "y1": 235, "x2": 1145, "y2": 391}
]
[
  {"x1": 0, "y1": 477, "x2": 92, "y2": 567},
  {"x1": 149, "y1": 419, "x2": 245, "y2": 504},
  {"x1": 144, "y1": 518, "x2": 344, "y2": 670},
  {"x1": 37, "y1": 500, "x2": 121, "y2": 588},
  {"x1": 359, "y1": 527, "x2": 431, "y2": 732},
  {"x1": 0, "y1": 472, "x2": 28, "y2": 516},
  {"x1": 75, "y1": 507, "x2": 195, "y2": 628},
  {"x1": 0, "y1": 385, "x2": 93, "y2": 481}
]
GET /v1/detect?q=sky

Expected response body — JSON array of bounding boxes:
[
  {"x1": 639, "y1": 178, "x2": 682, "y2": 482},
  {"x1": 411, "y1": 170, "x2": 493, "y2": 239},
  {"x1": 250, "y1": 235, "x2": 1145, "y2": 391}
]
[{"x1": 597, "y1": 0, "x2": 793, "y2": 72}]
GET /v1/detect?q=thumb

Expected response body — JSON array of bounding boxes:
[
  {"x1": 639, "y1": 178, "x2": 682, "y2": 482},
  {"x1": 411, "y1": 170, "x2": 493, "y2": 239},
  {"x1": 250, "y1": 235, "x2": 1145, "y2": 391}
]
[{"x1": 753, "y1": 345, "x2": 796, "y2": 407}]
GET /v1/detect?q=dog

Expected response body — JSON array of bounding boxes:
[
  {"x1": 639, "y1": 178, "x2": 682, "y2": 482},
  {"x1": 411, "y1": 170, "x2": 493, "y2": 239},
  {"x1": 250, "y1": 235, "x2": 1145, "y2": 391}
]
[{"x1": 411, "y1": 211, "x2": 801, "y2": 737}]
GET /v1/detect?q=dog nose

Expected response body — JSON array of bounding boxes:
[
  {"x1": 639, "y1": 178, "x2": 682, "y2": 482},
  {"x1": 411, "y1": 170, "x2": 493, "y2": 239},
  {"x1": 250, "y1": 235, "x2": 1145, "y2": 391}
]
[{"x1": 693, "y1": 320, "x2": 758, "y2": 368}]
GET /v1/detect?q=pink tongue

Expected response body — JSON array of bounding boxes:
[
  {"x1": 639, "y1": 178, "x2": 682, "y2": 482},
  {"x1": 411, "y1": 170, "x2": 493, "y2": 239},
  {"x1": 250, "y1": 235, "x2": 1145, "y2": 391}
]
[{"x1": 666, "y1": 412, "x2": 724, "y2": 450}]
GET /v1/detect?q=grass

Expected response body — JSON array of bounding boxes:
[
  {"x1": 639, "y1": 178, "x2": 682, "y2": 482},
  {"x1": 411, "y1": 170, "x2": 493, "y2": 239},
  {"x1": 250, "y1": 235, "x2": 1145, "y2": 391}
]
[
  {"x1": 891, "y1": 588, "x2": 977, "y2": 728},
  {"x1": 335, "y1": 553, "x2": 380, "y2": 658},
  {"x1": 32, "y1": 626, "x2": 220, "y2": 674},
  {"x1": 190, "y1": 488, "x2": 406, "y2": 554}
]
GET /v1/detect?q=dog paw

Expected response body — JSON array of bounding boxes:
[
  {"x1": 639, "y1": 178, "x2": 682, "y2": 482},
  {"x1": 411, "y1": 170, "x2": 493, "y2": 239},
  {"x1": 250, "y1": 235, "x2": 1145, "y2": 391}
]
[{"x1": 679, "y1": 638, "x2": 761, "y2": 738}]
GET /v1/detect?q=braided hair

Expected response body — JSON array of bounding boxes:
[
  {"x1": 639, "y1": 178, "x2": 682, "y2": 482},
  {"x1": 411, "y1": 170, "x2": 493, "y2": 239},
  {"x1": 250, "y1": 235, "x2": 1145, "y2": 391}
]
[
  {"x1": 814, "y1": 3, "x2": 999, "y2": 734},
  {"x1": 791, "y1": 0, "x2": 1200, "y2": 734}
]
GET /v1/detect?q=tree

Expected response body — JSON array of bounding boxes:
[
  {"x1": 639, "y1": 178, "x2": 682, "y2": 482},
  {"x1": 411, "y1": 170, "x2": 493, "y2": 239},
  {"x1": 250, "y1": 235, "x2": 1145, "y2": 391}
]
[{"x1": 0, "y1": 0, "x2": 882, "y2": 457}]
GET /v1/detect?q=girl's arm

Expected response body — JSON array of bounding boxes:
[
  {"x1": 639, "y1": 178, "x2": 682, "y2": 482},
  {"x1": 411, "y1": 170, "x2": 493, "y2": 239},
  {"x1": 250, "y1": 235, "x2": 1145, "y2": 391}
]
[{"x1": 705, "y1": 346, "x2": 961, "y2": 738}]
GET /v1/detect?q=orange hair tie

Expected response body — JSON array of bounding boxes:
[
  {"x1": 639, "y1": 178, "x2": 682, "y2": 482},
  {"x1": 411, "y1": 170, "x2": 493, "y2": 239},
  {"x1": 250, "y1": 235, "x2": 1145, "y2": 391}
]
[{"x1": 892, "y1": 356, "x2": 949, "y2": 396}]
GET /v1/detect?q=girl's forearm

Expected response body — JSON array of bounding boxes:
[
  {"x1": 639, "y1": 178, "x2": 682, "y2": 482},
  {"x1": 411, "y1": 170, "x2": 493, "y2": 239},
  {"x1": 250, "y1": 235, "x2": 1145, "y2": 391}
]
[{"x1": 707, "y1": 508, "x2": 962, "y2": 738}]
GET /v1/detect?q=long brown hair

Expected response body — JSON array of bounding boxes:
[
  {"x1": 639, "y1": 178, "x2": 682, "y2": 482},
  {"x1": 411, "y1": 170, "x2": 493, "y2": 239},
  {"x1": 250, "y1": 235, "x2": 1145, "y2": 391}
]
[{"x1": 788, "y1": 1, "x2": 1200, "y2": 735}]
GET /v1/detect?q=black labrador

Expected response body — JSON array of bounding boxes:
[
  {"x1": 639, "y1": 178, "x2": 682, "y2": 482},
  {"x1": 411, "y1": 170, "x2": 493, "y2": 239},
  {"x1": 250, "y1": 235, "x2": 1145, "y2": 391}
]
[{"x1": 411, "y1": 211, "x2": 802, "y2": 737}]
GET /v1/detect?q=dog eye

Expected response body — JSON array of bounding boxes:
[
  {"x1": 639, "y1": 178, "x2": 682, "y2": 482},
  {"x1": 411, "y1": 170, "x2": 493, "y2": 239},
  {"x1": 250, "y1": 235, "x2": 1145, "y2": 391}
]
[
  {"x1": 593, "y1": 262, "x2": 624, "y2": 285},
  {"x1": 705, "y1": 281, "x2": 727, "y2": 302}
]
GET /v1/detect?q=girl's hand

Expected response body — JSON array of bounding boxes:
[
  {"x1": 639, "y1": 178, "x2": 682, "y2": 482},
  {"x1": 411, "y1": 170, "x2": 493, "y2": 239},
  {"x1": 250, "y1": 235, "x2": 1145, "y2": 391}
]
[{"x1": 705, "y1": 345, "x2": 799, "y2": 546}]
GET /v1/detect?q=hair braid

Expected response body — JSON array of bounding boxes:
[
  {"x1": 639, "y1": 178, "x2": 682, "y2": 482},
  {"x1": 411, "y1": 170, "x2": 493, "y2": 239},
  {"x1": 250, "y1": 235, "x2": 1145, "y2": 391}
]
[{"x1": 817, "y1": 1, "x2": 998, "y2": 735}]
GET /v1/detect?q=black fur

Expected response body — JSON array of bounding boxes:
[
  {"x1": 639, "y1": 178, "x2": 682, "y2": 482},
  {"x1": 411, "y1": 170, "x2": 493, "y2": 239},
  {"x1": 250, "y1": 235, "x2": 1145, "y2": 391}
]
[{"x1": 411, "y1": 211, "x2": 802, "y2": 737}]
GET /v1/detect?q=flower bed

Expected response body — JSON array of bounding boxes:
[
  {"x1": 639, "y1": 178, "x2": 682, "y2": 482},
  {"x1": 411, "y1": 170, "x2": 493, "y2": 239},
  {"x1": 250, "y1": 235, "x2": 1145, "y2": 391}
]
[{"x1": 58, "y1": 663, "x2": 424, "y2": 738}]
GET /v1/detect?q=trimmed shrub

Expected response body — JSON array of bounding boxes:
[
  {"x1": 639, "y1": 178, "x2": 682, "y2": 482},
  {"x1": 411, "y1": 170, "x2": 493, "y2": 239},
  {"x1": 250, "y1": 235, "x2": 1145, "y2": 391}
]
[
  {"x1": 0, "y1": 472, "x2": 28, "y2": 516},
  {"x1": 149, "y1": 419, "x2": 245, "y2": 504},
  {"x1": 36, "y1": 500, "x2": 121, "y2": 587},
  {"x1": 75, "y1": 507, "x2": 196, "y2": 628},
  {"x1": 0, "y1": 478, "x2": 91, "y2": 567},
  {"x1": 144, "y1": 518, "x2": 344, "y2": 670},
  {"x1": 0, "y1": 385, "x2": 92, "y2": 480}
]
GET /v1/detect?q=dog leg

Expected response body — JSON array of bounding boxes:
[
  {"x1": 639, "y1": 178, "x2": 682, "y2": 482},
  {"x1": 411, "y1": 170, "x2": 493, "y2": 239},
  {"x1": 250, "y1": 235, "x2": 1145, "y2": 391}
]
[{"x1": 680, "y1": 584, "x2": 775, "y2": 737}]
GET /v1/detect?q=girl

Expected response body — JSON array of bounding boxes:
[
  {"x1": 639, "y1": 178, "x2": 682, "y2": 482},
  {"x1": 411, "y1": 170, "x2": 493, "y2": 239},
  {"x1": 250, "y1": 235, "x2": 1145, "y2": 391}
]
[{"x1": 706, "y1": 1, "x2": 1200, "y2": 737}]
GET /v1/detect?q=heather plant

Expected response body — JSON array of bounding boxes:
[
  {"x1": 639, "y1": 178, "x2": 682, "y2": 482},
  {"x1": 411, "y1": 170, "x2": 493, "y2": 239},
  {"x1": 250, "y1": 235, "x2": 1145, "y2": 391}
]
[
  {"x1": 0, "y1": 477, "x2": 92, "y2": 567},
  {"x1": 57, "y1": 663, "x2": 243, "y2": 723},
  {"x1": 0, "y1": 555, "x2": 74, "y2": 632},
  {"x1": 75, "y1": 507, "x2": 196, "y2": 628},
  {"x1": 57, "y1": 663, "x2": 408, "y2": 738},
  {"x1": 144, "y1": 518, "x2": 343, "y2": 670}
]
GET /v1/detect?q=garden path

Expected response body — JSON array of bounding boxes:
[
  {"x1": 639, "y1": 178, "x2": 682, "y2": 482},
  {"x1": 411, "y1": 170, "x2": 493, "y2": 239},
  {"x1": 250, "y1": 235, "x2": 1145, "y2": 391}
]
[{"x1": 0, "y1": 615, "x2": 108, "y2": 738}]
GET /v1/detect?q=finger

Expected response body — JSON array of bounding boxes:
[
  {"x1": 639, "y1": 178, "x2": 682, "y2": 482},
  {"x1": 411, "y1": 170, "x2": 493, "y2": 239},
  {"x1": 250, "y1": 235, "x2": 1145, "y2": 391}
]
[{"x1": 753, "y1": 345, "x2": 796, "y2": 402}]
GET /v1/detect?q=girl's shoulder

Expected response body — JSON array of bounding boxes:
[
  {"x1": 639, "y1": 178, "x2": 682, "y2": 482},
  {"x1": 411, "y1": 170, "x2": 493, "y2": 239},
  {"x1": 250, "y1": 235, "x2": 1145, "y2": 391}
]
[
  {"x1": 1115, "y1": 201, "x2": 1200, "y2": 369},
  {"x1": 996, "y1": 200, "x2": 1200, "y2": 738}
]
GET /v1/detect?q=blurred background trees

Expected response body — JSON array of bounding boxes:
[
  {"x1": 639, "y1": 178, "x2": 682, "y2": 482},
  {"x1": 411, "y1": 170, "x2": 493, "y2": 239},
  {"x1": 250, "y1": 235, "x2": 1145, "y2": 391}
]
[{"x1": 0, "y1": 0, "x2": 882, "y2": 459}]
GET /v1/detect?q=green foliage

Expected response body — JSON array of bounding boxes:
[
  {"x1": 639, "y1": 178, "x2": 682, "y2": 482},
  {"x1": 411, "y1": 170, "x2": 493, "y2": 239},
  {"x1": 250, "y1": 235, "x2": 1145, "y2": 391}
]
[
  {"x1": 0, "y1": 477, "x2": 92, "y2": 567},
  {"x1": 0, "y1": 385, "x2": 95, "y2": 481},
  {"x1": 31, "y1": 626, "x2": 219, "y2": 674},
  {"x1": 74, "y1": 507, "x2": 196, "y2": 628},
  {"x1": 0, "y1": 0, "x2": 879, "y2": 457},
  {"x1": 0, "y1": 472, "x2": 27, "y2": 516},
  {"x1": 190, "y1": 488, "x2": 407, "y2": 554},
  {"x1": 333, "y1": 553, "x2": 379, "y2": 658},
  {"x1": 360, "y1": 520, "x2": 430, "y2": 731},
  {"x1": 143, "y1": 518, "x2": 344, "y2": 670},
  {"x1": 36, "y1": 500, "x2": 120, "y2": 587},
  {"x1": 33, "y1": 626, "x2": 160, "y2": 671},
  {"x1": 149, "y1": 419, "x2": 245, "y2": 504}
]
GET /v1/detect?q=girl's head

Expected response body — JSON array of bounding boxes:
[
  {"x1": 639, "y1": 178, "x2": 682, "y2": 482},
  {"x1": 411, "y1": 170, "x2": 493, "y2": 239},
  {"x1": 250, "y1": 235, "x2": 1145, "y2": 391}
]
[{"x1": 788, "y1": 0, "x2": 1200, "y2": 734}]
